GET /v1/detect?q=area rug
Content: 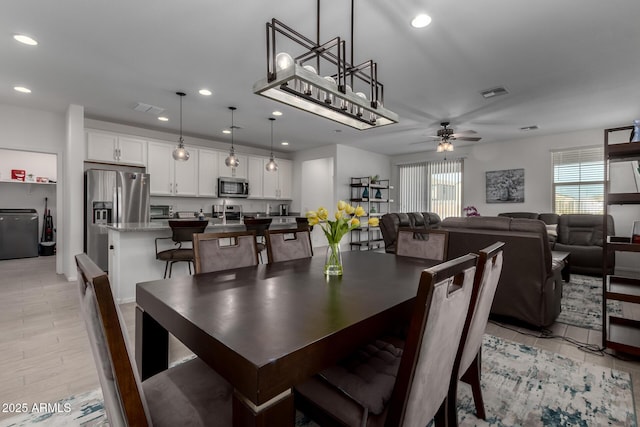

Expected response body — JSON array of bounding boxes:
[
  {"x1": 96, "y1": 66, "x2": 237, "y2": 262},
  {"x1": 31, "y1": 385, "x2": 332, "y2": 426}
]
[
  {"x1": 1, "y1": 335, "x2": 635, "y2": 427},
  {"x1": 556, "y1": 274, "x2": 623, "y2": 330}
]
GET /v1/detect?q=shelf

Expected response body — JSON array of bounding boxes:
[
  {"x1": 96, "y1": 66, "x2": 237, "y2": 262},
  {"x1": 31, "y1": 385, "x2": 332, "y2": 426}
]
[
  {"x1": 607, "y1": 193, "x2": 640, "y2": 204},
  {"x1": 607, "y1": 141, "x2": 640, "y2": 161},
  {"x1": 606, "y1": 316, "x2": 640, "y2": 356},
  {"x1": 0, "y1": 179, "x2": 56, "y2": 185},
  {"x1": 350, "y1": 198, "x2": 389, "y2": 203},
  {"x1": 606, "y1": 276, "x2": 640, "y2": 303}
]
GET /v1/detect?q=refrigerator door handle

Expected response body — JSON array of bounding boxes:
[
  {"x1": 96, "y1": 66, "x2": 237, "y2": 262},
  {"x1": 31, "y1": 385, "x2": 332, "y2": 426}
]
[{"x1": 115, "y1": 186, "x2": 122, "y2": 223}]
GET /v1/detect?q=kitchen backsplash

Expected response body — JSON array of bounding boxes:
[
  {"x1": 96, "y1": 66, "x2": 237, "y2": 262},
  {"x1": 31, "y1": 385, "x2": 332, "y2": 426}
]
[{"x1": 149, "y1": 196, "x2": 289, "y2": 216}]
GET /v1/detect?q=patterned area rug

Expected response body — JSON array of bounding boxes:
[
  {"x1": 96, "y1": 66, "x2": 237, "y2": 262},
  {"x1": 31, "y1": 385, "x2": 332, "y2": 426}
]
[
  {"x1": 556, "y1": 274, "x2": 623, "y2": 330},
  {"x1": 1, "y1": 335, "x2": 635, "y2": 427}
]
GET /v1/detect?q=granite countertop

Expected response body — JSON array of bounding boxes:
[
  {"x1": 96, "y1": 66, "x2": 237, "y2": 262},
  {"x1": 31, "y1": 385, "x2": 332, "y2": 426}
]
[{"x1": 104, "y1": 217, "x2": 299, "y2": 232}]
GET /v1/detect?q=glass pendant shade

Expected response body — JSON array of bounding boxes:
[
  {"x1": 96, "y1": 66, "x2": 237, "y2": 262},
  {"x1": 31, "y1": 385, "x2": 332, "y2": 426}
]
[
  {"x1": 265, "y1": 118, "x2": 278, "y2": 172},
  {"x1": 173, "y1": 92, "x2": 189, "y2": 161}
]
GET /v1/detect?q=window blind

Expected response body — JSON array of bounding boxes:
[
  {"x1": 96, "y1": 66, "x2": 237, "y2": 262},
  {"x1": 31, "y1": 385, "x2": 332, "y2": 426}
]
[
  {"x1": 398, "y1": 159, "x2": 463, "y2": 218},
  {"x1": 552, "y1": 147, "x2": 604, "y2": 214}
]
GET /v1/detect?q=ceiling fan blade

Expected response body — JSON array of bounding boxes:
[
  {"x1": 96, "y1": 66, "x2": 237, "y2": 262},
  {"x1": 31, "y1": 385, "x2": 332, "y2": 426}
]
[
  {"x1": 452, "y1": 136, "x2": 482, "y2": 142},
  {"x1": 452, "y1": 129, "x2": 478, "y2": 135}
]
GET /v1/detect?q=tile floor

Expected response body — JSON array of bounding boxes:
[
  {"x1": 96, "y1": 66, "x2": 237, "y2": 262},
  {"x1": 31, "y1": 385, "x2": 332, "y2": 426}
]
[{"x1": 0, "y1": 255, "x2": 639, "y2": 422}]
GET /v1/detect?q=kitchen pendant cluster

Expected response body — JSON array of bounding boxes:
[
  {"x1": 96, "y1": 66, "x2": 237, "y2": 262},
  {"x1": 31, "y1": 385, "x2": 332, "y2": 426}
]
[{"x1": 172, "y1": 92, "x2": 190, "y2": 161}]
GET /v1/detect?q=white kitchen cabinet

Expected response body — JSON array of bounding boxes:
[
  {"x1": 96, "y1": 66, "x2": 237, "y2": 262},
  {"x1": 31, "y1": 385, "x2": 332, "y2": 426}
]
[
  {"x1": 147, "y1": 141, "x2": 198, "y2": 196},
  {"x1": 262, "y1": 159, "x2": 279, "y2": 198},
  {"x1": 86, "y1": 131, "x2": 147, "y2": 166},
  {"x1": 217, "y1": 152, "x2": 248, "y2": 179},
  {"x1": 278, "y1": 159, "x2": 292, "y2": 199},
  {"x1": 248, "y1": 156, "x2": 264, "y2": 198},
  {"x1": 198, "y1": 149, "x2": 218, "y2": 197}
]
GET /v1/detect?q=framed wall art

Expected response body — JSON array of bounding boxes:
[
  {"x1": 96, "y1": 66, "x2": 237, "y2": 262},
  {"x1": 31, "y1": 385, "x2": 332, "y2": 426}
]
[{"x1": 486, "y1": 168, "x2": 524, "y2": 203}]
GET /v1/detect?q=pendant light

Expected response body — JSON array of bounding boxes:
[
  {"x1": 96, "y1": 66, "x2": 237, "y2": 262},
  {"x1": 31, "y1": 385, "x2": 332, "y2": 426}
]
[
  {"x1": 225, "y1": 106, "x2": 240, "y2": 168},
  {"x1": 172, "y1": 92, "x2": 190, "y2": 161},
  {"x1": 265, "y1": 118, "x2": 278, "y2": 172}
]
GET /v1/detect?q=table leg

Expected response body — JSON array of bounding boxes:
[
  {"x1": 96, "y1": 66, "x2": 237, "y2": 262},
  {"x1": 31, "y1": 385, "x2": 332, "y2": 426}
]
[
  {"x1": 232, "y1": 389, "x2": 294, "y2": 427},
  {"x1": 135, "y1": 306, "x2": 168, "y2": 380}
]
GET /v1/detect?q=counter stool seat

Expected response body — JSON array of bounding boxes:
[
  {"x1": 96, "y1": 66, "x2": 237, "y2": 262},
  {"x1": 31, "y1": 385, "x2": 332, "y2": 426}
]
[{"x1": 155, "y1": 220, "x2": 208, "y2": 278}]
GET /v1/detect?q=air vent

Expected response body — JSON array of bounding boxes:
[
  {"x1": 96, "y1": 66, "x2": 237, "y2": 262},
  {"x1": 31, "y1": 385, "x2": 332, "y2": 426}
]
[
  {"x1": 520, "y1": 125, "x2": 539, "y2": 131},
  {"x1": 133, "y1": 102, "x2": 165, "y2": 115},
  {"x1": 480, "y1": 87, "x2": 509, "y2": 99}
]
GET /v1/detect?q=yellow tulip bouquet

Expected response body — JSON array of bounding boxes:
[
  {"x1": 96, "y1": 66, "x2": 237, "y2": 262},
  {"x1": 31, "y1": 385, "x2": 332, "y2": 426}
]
[{"x1": 306, "y1": 201, "x2": 380, "y2": 275}]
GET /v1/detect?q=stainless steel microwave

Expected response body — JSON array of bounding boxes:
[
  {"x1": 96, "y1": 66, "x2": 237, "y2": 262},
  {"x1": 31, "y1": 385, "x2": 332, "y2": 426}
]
[{"x1": 218, "y1": 177, "x2": 249, "y2": 198}]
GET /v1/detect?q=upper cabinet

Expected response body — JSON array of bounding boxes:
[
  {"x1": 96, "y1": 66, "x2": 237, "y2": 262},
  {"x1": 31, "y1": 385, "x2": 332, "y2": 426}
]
[
  {"x1": 147, "y1": 141, "x2": 198, "y2": 196},
  {"x1": 87, "y1": 131, "x2": 147, "y2": 166},
  {"x1": 217, "y1": 153, "x2": 248, "y2": 179},
  {"x1": 248, "y1": 156, "x2": 264, "y2": 198},
  {"x1": 278, "y1": 159, "x2": 292, "y2": 200},
  {"x1": 261, "y1": 158, "x2": 292, "y2": 199},
  {"x1": 198, "y1": 149, "x2": 219, "y2": 197}
]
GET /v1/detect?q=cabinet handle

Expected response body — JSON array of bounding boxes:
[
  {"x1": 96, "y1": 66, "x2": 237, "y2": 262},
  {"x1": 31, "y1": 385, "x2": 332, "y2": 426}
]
[{"x1": 174, "y1": 182, "x2": 178, "y2": 194}]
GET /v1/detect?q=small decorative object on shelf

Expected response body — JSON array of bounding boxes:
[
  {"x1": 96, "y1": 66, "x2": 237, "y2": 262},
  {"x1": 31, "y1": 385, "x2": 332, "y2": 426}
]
[
  {"x1": 631, "y1": 119, "x2": 640, "y2": 142},
  {"x1": 307, "y1": 201, "x2": 376, "y2": 276},
  {"x1": 632, "y1": 220, "x2": 640, "y2": 244},
  {"x1": 370, "y1": 174, "x2": 380, "y2": 184},
  {"x1": 463, "y1": 205, "x2": 480, "y2": 217},
  {"x1": 362, "y1": 187, "x2": 369, "y2": 198},
  {"x1": 375, "y1": 189, "x2": 382, "y2": 199}
]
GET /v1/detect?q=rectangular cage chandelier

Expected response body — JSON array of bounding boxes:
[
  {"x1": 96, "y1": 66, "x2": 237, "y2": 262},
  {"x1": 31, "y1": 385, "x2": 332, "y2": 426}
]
[{"x1": 252, "y1": 1, "x2": 399, "y2": 130}]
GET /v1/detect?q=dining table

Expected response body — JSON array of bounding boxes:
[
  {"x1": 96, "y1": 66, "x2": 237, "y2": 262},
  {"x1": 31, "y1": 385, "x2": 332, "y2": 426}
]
[{"x1": 135, "y1": 250, "x2": 439, "y2": 427}]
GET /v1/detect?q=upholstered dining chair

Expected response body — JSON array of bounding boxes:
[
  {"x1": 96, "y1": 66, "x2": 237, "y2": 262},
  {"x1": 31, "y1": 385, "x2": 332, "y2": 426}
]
[
  {"x1": 243, "y1": 217, "x2": 272, "y2": 263},
  {"x1": 193, "y1": 230, "x2": 259, "y2": 273},
  {"x1": 265, "y1": 228, "x2": 313, "y2": 263},
  {"x1": 295, "y1": 253, "x2": 478, "y2": 427},
  {"x1": 75, "y1": 253, "x2": 232, "y2": 427},
  {"x1": 155, "y1": 220, "x2": 208, "y2": 278},
  {"x1": 448, "y1": 241, "x2": 504, "y2": 426},
  {"x1": 396, "y1": 227, "x2": 449, "y2": 261}
]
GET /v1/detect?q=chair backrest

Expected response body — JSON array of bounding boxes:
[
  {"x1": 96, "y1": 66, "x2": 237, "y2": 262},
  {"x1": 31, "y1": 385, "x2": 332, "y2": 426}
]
[
  {"x1": 193, "y1": 231, "x2": 259, "y2": 273},
  {"x1": 456, "y1": 242, "x2": 504, "y2": 378},
  {"x1": 295, "y1": 217, "x2": 312, "y2": 231},
  {"x1": 396, "y1": 227, "x2": 449, "y2": 261},
  {"x1": 557, "y1": 214, "x2": 615, "y2": 246},
  {"x1": 265, "y1": 228, "x2": 313, "y2": 263},
  {"x1": 75, "y1": 253, "x2": 149, "y2": 427},
  {"x1": 168, "y1": 220, "x2": 209, "y2": 243},
  {"x1": 243, "y1": 217, "x2": 272, "y2": 237},
  {"x1": 386, "y1": 253, "x2": 478, "y2": 426}
]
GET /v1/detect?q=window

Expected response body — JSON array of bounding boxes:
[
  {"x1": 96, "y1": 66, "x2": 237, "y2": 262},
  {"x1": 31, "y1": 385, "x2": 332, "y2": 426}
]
[
  {"x1": 552, "y1": 146, "x2": 604, "y2": 214},
  {"x1": 399, "y1": 159, "x2": 463, "y2": 218}
]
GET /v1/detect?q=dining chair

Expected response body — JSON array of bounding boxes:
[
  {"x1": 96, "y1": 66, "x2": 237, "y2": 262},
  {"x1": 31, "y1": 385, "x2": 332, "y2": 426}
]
[
  {"x1": 193, "y1": 230, "x2": 259, "y2": 273},
  {"x1": 295, "y1": 253, "x2": 478, "y2": 427},
  {"x1": 75, "y1": 253, "x2": 232, "y2": 427},
  {"x1": 243, "y1": 217, "x2": 272, "y2": 263},
  {"x1": 395, "y1": 227, "x2": 449, "y2": 261},
  {"x1": 155, "y1": 220, "x2": 208, "y2": 278},
  {"x1": 448, "y1": 241, "x2": 504, "y2": 426},
  {"x1": 265, "y1": 228, "x2": 313, "y2": 263},
  {"x1": 295, "y1": 216, "x2": 313, "y2": 232}
]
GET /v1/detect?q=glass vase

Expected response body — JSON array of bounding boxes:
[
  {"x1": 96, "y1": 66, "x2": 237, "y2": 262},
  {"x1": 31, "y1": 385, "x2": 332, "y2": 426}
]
[{"x1": 324, "y1": 243, "x2": 343, "y2": 276}]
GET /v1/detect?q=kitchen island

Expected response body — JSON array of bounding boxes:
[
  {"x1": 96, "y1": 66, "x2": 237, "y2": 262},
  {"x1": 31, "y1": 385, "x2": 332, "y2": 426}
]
[{"x1": 105, "y1": 218, "x2": 299, "y2": 303}]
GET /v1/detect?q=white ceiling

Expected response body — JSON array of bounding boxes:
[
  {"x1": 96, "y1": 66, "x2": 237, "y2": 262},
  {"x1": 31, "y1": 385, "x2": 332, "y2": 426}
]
[{"x1": 2, "y1": 0, "x2": 640, "y2": 156}]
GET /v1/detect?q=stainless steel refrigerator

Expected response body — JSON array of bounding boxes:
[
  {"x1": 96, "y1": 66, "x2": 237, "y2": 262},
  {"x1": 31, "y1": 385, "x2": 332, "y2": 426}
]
[{"x1": 84, "y1": 168, "x2": 150, "y2": 271}]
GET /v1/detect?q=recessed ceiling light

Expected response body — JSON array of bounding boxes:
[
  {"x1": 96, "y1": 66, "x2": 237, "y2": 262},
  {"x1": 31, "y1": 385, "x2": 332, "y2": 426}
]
[
  {"x1": 411, "y1": 14, "x2": 432, "y2": 28},
  {"x1": 199, "y1": 89, "x2": 212, "y2": 96},
  {"x1": 14, "y1": 86, "x2": 31, "y2": 93},
  {"x1": 158, "y1": 116, "x2": 169, "y2": 122},
  {"x1": 272, "y1": 110, "x2": 283, "y2": 116},
  {"x1": 223, "y1": 129, "x2": 231, "y2": 134},
  {"x1": 13, "y1": 34, "x2": 38, "y2": 46},
  {"x1": 280, "y1": 141, "x2": 289, "y2": 146}
]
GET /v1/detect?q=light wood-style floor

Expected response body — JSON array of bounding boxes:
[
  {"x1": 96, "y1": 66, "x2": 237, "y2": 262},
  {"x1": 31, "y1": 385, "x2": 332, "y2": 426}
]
[{"x1": 1, "y1": 255, "x2": 639, "y2": 422}]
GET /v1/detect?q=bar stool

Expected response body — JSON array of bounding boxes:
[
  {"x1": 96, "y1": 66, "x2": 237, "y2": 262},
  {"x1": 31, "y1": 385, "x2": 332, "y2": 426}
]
[
  {"x1": 155, "y1": 220, "x2": 208, "y2": 278},
  {"x1": 243, "y1": 217, "x2": 272, "y2": 263}
]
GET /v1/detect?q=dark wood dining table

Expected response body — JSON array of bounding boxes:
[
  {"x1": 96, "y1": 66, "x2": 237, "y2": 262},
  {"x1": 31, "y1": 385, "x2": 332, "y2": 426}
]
[{"x1": 135, "y1": 250, "x2": 439, "y2": 427}]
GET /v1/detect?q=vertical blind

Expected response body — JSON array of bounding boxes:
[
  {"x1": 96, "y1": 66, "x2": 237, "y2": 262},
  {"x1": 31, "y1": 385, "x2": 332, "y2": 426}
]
[
  {"x1": 399, "y1": 159, "x2": 463, "y2": 218},
  {"x1": 552, "y1": 146, "x2": 604, "y2": 214}
]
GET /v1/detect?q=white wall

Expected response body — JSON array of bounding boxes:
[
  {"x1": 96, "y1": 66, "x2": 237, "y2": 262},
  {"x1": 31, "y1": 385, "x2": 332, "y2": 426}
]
[
  {"x1": 335, "y1": 145, "x2": 392, "y2": 204},
  {"x1": 0, "y1": 104, "x2": 65, "y2": 273}
]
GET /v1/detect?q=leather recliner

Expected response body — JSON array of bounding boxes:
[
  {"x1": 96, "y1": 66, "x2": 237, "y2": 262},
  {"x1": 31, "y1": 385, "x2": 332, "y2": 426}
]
[{"x1": 380, "y1": 212, "x2": 441, "y2": 253}]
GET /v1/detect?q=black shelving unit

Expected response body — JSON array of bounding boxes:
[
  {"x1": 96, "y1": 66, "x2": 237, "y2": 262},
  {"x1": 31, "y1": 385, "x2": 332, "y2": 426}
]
[
  {"x1": 603, "y1": 126, "x2": 640, "y2": 355},
  {"x1": 349, "y1": 176, "x2": 391, "y2": 251}
]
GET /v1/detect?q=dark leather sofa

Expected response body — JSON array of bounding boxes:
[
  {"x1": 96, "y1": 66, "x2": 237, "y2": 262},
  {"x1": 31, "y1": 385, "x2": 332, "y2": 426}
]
[
  {"x1": 440, "y1": 216, "x2": 564, "y2": 327},
  {"x1": 554, "y1": 214, "x2": 615, "y2": 275},
  {"x1": 379, "y1": 212, "x2": 441, "y2": 253}
]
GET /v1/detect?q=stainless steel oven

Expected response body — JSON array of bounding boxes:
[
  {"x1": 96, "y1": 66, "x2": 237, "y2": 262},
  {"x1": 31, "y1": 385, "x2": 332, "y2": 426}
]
[
  {"x1": 218, "y1": 177, "x2": 249, "y2": 198},
  {"x1": 150, "y1": 204, "x2": 173, "y2": 220}
]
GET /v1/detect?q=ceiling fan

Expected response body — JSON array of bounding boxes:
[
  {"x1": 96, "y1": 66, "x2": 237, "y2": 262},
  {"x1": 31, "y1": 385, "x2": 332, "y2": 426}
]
[{"x1": 410, "y1": 121, "x2": 482, "y2": 152}]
